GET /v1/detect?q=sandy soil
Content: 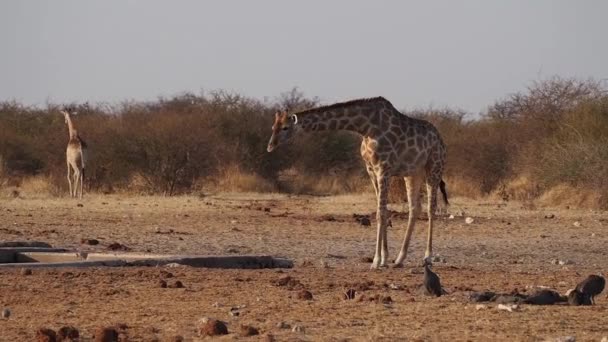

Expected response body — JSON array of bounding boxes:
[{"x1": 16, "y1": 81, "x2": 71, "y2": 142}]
[{"x1": 0, "y1": 193, "x2": 607, "y2": 341}]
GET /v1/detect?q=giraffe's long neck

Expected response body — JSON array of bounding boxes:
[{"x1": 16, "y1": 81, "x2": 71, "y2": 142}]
[
  {"x1": 296, "y1": 106, "x2": 376, "y2": 136},
  {"x1": 64, "y1": 114, "x2": 77, "y2": 139}
]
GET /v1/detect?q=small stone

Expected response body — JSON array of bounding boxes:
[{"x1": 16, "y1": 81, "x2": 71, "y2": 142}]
[
  {"x1": 592, "y1": 233, "x2": 596, "y2": 237},
  {"x1": 158, "y1": 279, "x2": 167, "y2": 288},
  {"x1": 20, "y1": 268, "x2": 32, "y2": 276},
  {"x1": 539, "y1": 234, "x2": 548, "y2": 238},
  {"x1": 81, "y1": 238, "x2": 100, "y2": 245},
  {"x1": 36, "y1": 328, "x2": 57, "y2": 342},
  {"x1": 240, "y1": 325, "x2": 259, "y2": 337},
  {"x1": 554, "y1": 337, "x2": 576, "y2": 342},
  {"x1": 448, "y1": 214, "x2": 455, "y2": 219},
  {"x1": 600, "y1": 337, "x2": 607, "y2": 342},
  {"x1": 381, "y1": 296, "x2": 393, "y2": 304},
  {"x1": 497, "y1": 303, "x2": 519, "y2": 312},
  {"x1": 475, "y1": 304, "x2": 488, "y2": 310},
  {"x1": 230, "y1": 220, "x2": 238, "y2": 225},
  {"x1": 544, "y1": 214, "x2": 555, "y2": 219},
  {"x1": 573, "y1": 221, "x2": 581, "y2": 227},
  {"x1": 229, "y1": 307, "x2": 240, "y2": 317},
  {"x1": 57, "y1": 326, "x2": 79, "y2": 341},
  {"x1": 94, "y1": 326, "x2": 119, "y2": 342},
  {"x1": 168, "y1": 280, "x2": 184, "y2": 288},
  {"x1": 76, "y1": 203, "x2": 84, "y2": 207},
  {"x1": 292, "y1": 325, "x2": 305, "y2": 333},
  {"x1": 558, "y1": 259, "x2": 574, "y2": 266},
  {"x1": 2, "y1": 308, "x2": 10, "y2": 319},
  {"x1": 296, "y1": 290, "x2": 313, "y2": 300},
  {"x1": 550, "y1": 259, "x2": 559, "y2": 265},
  {"x1": 276, "y1": 321, "x2": 290, "y2": 329},
  {"x1": 198, "y1": 318, "x2": 228, "y2": 336},
  {"x1": 212, "y1": 302, "x2": 221, "y2": 308},
  {"x1": 465, "y1": 217, "x2": 475, "y2": 224},
  {"x1": 320, "y1": 260, "x2": 329, "y2": 268}
]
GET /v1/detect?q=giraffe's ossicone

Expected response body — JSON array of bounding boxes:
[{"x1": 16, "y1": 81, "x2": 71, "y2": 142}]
[{"x1": 267, "y1": 97, "x2": 448, "y2": 269}]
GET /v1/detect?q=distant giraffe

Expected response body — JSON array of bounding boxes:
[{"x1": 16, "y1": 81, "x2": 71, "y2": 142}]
[
  {"x1": 60, "y1": 107, "x2": 87, "y2": 199},
  {"x1": 267, "y1": 97, "x2": 448, "y2": 269}
]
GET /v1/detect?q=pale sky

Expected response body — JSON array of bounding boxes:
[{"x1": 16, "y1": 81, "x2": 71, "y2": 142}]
[{"x1": 1, "y1": 1, "x2": 607, "y2": 113}]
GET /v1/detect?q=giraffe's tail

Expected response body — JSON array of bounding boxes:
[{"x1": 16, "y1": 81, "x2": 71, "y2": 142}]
[{"x1": 439, "y1": 179, "x2": 449, "y2": 206}]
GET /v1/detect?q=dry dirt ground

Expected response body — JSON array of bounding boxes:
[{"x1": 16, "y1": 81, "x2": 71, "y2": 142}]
[{"x1": 0, "y1": 193, "x2": 607, "y2": 341}]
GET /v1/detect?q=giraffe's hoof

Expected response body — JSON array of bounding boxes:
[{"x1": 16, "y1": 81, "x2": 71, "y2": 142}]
[{"x1": 390, "y1": 263, "x2": 405, "y2": 269}]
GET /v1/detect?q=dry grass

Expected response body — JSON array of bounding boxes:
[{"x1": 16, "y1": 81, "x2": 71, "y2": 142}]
[
  {"x1": 208, "y1": 166, "x2": 277, "y2": 193},
  {"x1": 537, "y1": 184, "x2": 604, "y2": 208}
]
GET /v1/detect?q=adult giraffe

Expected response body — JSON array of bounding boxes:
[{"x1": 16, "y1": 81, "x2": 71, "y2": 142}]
[
  {"x1": 267, "y1": 97, "x2": 448, "y2": 269},
  {"x1": 60, "y1": 106, "x2": 87, "y2": 199}
]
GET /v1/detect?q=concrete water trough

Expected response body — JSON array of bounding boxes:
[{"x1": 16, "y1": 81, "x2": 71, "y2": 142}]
[{"x1": 0, "y1": 247, "x2": 293, "y2": 269}]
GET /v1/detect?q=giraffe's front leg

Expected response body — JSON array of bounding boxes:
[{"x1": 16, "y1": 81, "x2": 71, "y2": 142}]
[{"x1": 371, "y1": 175, "x2": 389, "y2": 269}]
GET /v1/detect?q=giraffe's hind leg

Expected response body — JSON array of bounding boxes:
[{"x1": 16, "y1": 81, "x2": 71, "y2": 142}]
[
  {"x1": 393, "y1": 173, "x2": 423, "y2": 267},
  {"x1": 66, "y1": 163, "x2": 73, "y2": 198}
]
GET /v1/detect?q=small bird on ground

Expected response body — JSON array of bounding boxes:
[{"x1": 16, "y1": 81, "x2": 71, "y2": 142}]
[
  {"x1": 523, "y1": 289, "x2": 563, "y2": 305},
  {"x1": 423, "y1": 259, "x2": 443, "y2": 297},
  {"x1": 566, "y1": 288, "x2": 592, "y2": 306},
  {"x1": 574, "y1": 274, "x2": 605, "y2": 305}
]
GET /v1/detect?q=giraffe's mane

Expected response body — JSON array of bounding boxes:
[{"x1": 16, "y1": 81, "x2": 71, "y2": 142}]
[{"x1": 294, "y1": 96, "x2": 393, "y2": 115}]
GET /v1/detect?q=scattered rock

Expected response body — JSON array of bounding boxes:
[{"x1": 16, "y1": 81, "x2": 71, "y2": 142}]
[
  {"x1": 497, "y1": 303, "x2": 519, "y2": 312},
  {"x1": 107, "y1": 242, "x2": 130, "y2": 251},
  {"x1": 94, "y1": 326, "x2": 119, "y2": 342},
  {"x1": 159, "y1": 270, "x2": 173, "y2": 278},
  {"x1": 296, "y1": 290, "x2": 313, "y2": 300},
  {"x1": 553, "y1": 337, "x2": 576, "y2": 342},
  {"x1": 229, "y1": 307, "x2": 240, "y2": 317},
  {"x1": 544, "y1": 214, "x2": 555, "y2": 219},
  {"x1": 551, "y1": 259, "x2": 559, "y2": 265},
  {"x1": 2, "y1": 308, "x2": 10, "y2": 319},
  {"x1": 475, "y1": 304, "x2": 488, "y2": 310},
  {"x1": 81, "y1": 238, "x2": 100, "y2": 245},
  {"x1": 168, "y1": 280, "x2": 184, "y2": 288},
  {"x1": 465, "y1": 217, "x2": 475, "y2": 224},
  {"x1": 353, "y1": 214, "x2": 371, "y2": 226},
  {"x1": 36, "y1": 328, "x2": 57, "y2": 342},
  {"x1": 388, "y1": 283, "x2": 403, "y2": 290},
  {"x1": 158, "y1": 279, "x2": 167, "y2": 288},
  {"x1": 272, "y1": 276, "x2": 302, "y2": 289},
  {"x1": 276, "y1": 321, "x2": 290, "y2": 329},
  {"x1": 448, "y1": 214, "x2": 455, "y2": 219},
  {"x1": 558, "y1": 259, "x2": 574, "y2": 266},
  {"x1": 57, "y1": 326, "x2": 79, "y2": 341},
  {"x1": 539, "y1": 234, "x2": 549, "y2": 238},
  {"x1": 381, "y1": 296, "x2": 393, "y2": 304},
  {"x1": 343, "y1": 289, "x2": 357, "y2": 300},
  {"x1": 320, "y1": 260, "x2": 329, "y2": 268},
  {"x1": 292, "y1": 325, "x2": 305, "y2": 333},
  {"x1": 573, "y1": 221, "x2": 581, "y2": 227},
  {"x1": 240, "y1": 325, "x2": 260, "y2": 337},
  {"x1": 198, "y1": 318, "x2": 228, "y2": 336},
  {"x1": 76, "y1": 203, "x2": 84, "y2": 207},
  {"x1": 431, "y1": 255, "x2": 446, "y2": 263}
]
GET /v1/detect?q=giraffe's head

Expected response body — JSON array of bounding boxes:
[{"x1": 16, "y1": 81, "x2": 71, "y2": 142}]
[
  {"x1": 267, "y1": 110, "x2": 300, "y2": 152},
  {"x1": 60, "y1": 106, "x2": 77, "y2": 123}
]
